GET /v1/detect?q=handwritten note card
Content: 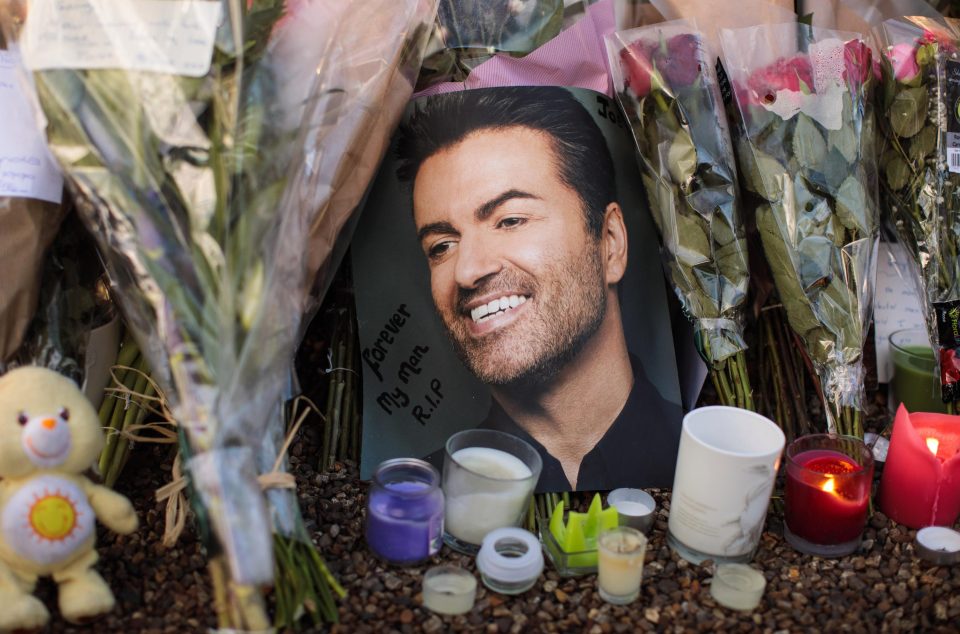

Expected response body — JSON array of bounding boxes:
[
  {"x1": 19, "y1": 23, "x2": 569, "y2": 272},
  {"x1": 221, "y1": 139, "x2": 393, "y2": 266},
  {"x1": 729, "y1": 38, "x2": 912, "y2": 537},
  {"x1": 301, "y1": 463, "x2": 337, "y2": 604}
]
[
  {"x1": 0, "y1": 50, "x2": 64, "y2": 203},
  {"x1": 874, "y1": 241, "x2": 927, "y2": 383},
  {"x1": 21, "y1": 0, "x2": 221, "y2": 77}
]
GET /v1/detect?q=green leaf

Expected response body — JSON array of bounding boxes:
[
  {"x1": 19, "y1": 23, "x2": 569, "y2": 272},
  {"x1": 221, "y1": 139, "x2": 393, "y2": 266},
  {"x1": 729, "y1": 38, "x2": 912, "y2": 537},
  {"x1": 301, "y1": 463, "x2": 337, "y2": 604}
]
[
  {"x1": 737, "y1": 138, "x2": 785, "y2": 202},
  {"x1": 757, "y1": 202, "x2": 823, "y2": 337},
  {"x1": 667, "y1": 130, "x2": 697, "y2": 188},
  {"x1": 835, "y1": 176, "x2": 870, "y2": 234},
  {"x1": 884, "y1": 154, "x2": 912, "y2": 191},
  {"x1": 798, "y1": 235, "x2": 835, "y2": 291},
  {"x1": 828, "y1": 124, "x2": 858, "y2": 163},
  {"x1": 792, "y1": 114, "x2": 827, "y2": 172},
  {"x1": 909, "y1": 126, "x2": 938, "y2": 163},
  {"x1": 889, "y1": 86, "x2": 928, "y2": 139}
]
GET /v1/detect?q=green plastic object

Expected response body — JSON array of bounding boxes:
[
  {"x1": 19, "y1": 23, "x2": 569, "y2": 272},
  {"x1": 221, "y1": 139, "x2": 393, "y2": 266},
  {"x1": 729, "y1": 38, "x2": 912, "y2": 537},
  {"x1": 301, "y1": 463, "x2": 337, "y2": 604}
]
[{"x1": 547, "y1": 494, "x2": 619, "y2": 568}]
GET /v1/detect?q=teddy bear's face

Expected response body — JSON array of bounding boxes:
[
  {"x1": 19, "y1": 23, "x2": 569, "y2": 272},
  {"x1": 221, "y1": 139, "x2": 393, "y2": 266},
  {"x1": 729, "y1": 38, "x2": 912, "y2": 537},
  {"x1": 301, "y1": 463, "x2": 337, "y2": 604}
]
[{"x1": 0, "y1": 367, "x2": 105, "y2": 479}]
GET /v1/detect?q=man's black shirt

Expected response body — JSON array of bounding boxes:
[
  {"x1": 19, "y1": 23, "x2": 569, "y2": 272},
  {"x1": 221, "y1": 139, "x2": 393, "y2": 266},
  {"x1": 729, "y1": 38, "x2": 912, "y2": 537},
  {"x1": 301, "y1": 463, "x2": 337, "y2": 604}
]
[{"x1": 478, "y1": 355, "x2": 683, "y2": 492}]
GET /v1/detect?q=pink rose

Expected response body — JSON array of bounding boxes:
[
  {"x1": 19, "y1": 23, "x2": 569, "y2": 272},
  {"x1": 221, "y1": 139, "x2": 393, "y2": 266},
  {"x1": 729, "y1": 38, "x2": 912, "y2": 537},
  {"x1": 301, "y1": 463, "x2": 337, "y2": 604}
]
[
  {"x1": 658, "y1": 33, "x2": 703, "y2": 88},
  {"x1": 887, "y1": 43, "x2": 920, "y2": 82},
  {"x1": 746, "y1": 55, "x2": 814, "y2": 104},
  {"x1": 842, "y1": 39, "x2": 873, "y2": 85},
  {"x1": 620, "y1": 40, "x2": 655, "y2": 98}
]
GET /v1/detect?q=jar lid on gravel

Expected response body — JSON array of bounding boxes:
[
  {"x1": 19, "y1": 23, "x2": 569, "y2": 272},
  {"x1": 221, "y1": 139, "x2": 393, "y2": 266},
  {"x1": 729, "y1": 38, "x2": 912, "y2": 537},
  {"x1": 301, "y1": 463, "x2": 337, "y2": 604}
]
[
  {"x1": 476, "y1": 527, "x2": 544, "y2": 594},
  {"x1": 709, "y1": 563, "x2": 766, "y2": 611}
]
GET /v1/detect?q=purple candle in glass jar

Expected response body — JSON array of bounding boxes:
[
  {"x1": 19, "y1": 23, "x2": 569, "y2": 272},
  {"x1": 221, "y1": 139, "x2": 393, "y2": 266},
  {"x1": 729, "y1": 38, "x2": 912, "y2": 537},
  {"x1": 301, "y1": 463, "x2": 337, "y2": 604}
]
[{"x1": 366, "y1": 458, "x2": 444, "y2": 565}]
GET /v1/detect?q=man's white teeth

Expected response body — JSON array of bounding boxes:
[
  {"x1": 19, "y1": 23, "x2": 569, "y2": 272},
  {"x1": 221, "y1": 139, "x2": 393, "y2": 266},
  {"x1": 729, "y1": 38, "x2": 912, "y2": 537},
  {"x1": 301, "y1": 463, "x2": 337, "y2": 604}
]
[{"x1": 470, "y1": 295, "x2": 527, "y2": 323}]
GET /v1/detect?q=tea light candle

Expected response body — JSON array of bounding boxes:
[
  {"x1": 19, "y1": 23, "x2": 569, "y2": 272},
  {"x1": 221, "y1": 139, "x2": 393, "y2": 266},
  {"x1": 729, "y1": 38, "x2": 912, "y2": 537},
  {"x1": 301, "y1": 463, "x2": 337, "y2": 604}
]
[
  {"x1": 784, "y1": 436, "x2": 873, "y2": 557},
  {"x1": 442, "y1": 431, "x2": 542, "y2": 554},
  {"x1": 422, "y1": 566, "x2": 477, "y2": 615},
  {"x1": 597, "y1": 527, "x2": 647, "y2": 605},
  {"x1": 607, "y1": 488, "x2": 656, "y2": 534},
  {"x1": 709, "y1": 564, "x2": 766, "y2": 611},
  {"x1": 916, "y1": 527, "x2": 960, "y2": 565},
  {"x1": 879, "y1": 405, "x2": 960, "y2": 528}
]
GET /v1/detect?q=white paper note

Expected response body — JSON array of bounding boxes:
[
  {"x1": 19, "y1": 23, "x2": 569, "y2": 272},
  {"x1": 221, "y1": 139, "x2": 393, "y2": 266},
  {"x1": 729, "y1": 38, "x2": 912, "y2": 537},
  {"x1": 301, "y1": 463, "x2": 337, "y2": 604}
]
[
  {"x1": 0, "y1": 50, "x2": 64, "y2": 203},
  {"x1": 873, "y1": 241, "x2": 927, "y2": 383},
  {"x1": 21, "y1": 0, "x2": 221, "y2": 78}
]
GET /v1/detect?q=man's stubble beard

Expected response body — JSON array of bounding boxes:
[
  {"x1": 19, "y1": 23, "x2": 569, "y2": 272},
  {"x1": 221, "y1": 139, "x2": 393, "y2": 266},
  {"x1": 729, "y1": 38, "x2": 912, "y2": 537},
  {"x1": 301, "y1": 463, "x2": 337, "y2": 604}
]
[{"x1": 440, "y1": 244, "x2": 608, "y2": 388}]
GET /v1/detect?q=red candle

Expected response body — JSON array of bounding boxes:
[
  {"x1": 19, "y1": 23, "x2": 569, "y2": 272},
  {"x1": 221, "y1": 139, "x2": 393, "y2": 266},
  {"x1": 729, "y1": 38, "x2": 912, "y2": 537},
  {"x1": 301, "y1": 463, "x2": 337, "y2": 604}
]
[
  {"x1": 785, "y1": 448, "x2": 871, "y2": 546},
  {"x1": 879, "y1": 405, "x2": 960, "y2": 528}
]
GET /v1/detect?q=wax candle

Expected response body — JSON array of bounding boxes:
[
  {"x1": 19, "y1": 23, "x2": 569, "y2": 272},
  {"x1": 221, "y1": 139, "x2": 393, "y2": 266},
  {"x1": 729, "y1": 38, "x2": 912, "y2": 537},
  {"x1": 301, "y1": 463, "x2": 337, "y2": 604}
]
[
  {"x1": 916, "y1": 526, "x2": 960, "y2": 565},
  {"x1": 668, "y1": 407, "x2": 784, "y2": 564},
  {"x1": 444, "y1": 447, "x2": 532, "y2": 545},
  {"x1": 890, "y1": 329, "x2": 949, "y2": 414},
  {"x1": 597, "y1": 527, "x2": 647, "y2": 605},
  {"x1": 784, "y1": 440, "x2": 872, "y2": 555},
  {"x1": 879, "y1": 405, "x2": 960, "y2": 528},
  {"x1": 422, "y1": 566, "x2": 476, "y2": 615},
  {"x1": 365, "y1": 459, "x2": 444, "y2": 565},
  {"x1": 442, "y1": 430, "x2": 542, "y2": 554},
  {"x1": 607, "y1": 488, "x2": 656, "y2": 534}
]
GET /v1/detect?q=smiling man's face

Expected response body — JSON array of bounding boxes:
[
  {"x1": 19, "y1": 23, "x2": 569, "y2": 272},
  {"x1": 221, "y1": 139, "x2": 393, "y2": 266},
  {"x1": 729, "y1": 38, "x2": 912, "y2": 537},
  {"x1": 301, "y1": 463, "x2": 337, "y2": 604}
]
[{"x1": 413, "y1": 126, "x2": 608, "y2": 385}]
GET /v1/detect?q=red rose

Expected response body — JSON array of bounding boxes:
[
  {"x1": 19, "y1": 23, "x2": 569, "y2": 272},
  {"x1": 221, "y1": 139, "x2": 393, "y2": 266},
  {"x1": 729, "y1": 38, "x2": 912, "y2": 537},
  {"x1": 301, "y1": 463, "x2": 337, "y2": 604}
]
[
  {"x1": 620, "y1": 40, "x2": 655, "y2": 98},
  {"x1": 746, "y1": 55, "x2": 813, "y2": 104},
  {"x1": 842, "y1": 39, "x2": 872, "y2": 86},
  {"x1": 658, "y1": 33, "x2": 703, "y2": 88}
]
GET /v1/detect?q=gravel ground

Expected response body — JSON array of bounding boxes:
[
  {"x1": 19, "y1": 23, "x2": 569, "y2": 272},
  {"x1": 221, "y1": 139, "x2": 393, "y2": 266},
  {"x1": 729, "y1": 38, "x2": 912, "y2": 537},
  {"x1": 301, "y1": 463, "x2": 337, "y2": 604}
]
[{"x1": 29, "y1": 405, "x2": 960, "y2": 633}]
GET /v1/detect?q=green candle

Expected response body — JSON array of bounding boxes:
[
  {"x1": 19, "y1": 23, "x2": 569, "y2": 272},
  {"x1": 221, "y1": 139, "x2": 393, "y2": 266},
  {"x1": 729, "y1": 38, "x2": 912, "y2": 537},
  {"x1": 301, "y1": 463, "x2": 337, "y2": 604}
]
[{"x1": 890, "y1": 329, "x2": 948, "y2": 414}]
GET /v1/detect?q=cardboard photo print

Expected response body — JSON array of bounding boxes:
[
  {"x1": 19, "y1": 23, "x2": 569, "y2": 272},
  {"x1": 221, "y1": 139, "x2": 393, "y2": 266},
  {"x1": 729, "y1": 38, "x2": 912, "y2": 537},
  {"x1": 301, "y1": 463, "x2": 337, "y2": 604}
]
[{"x1": 352, "y1": 85, "x2": 685, "y2": 492}]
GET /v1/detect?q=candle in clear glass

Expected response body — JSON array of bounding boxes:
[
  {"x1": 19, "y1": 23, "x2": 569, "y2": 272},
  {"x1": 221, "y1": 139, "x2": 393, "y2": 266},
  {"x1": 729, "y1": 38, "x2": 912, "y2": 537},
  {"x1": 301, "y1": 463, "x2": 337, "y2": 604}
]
[
  {"x1": 597, "y1": 527, "x2": 647, "y2": 605},
  {"x1": 365, "y1": 458, "x2": 444, "y2": 565},
  {"x1": 890, "y1": 329, "x2": 948, "y2": 414},
  {"x1": 784, "y1": 435, "x2": 873, "y2": 557},
  {"x1": 442, "y1": 429, "x2": 542, "y2": 554},
  {"x1": 422, "y1": 566, "x2": 476, "y2": 615}
]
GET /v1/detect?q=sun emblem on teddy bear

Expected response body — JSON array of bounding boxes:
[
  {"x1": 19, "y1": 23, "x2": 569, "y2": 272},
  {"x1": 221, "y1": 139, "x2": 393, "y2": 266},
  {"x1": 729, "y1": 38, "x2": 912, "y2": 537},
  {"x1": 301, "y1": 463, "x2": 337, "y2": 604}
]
[{"x1": 27, "y1": 488, "x2": 82, "y2": 542}]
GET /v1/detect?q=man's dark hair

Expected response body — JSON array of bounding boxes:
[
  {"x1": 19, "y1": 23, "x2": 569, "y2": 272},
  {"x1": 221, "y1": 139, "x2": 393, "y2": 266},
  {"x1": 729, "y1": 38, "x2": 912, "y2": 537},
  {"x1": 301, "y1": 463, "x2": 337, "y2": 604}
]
[{"x1": 395, "y1": 87, "x2": 617, "y2": 238}]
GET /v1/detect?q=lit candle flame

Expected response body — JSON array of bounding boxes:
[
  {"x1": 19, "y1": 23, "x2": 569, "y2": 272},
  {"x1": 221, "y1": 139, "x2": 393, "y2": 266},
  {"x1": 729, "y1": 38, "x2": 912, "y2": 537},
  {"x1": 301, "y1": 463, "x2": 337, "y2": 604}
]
[
  {"x1": 926, "y1": 437, "x2": 940, "y2": 457},
  {"x1": 821, "y1": 476, "x2": 836, "y2": 494}
]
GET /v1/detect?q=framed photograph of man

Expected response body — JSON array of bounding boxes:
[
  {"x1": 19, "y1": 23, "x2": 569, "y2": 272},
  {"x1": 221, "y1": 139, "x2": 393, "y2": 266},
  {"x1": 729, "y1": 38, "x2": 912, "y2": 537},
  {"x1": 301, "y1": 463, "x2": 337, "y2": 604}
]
[{"x1": 351, "y1": 85, "x2": 686, "y2": 492}]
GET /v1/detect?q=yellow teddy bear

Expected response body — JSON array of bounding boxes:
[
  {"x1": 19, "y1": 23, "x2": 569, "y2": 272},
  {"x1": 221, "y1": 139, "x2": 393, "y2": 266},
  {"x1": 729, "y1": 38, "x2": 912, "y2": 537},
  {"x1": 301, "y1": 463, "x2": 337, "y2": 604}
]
[{"x1": 0, "y1": 367, "x2": 138, "y2": 631}]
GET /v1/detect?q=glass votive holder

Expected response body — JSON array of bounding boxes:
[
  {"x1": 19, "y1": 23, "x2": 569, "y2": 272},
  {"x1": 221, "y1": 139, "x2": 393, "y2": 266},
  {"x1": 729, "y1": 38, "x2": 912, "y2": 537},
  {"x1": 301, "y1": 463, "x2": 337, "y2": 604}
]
[
  {"x1": 784, "y1": 434, "x2": 874, "y2": 557},
  {"x1": 365, "y1": 458, "x2": 444, "y2": 565},
  {"x1": 890, "y1": 328, "x2": 948, "y2": 414},
  {"x1": 916, "y1": 526, "x2": 960, "y2": 565},
  {"x1": 607, "y1": 488, "x2": 656, "y2": 534},
  {"x1": 422, "y1": 566, "x2": 477, "y2": 615},
  {"x1": 442, "y1": 429, "x2": 543, "y2": 554},
  {"x1": 476, "y1": 527, "x2": 544, "y2": 594},
  {"x1": 709, "y1": 564, "x2": 766, "y2": 611},
  {"x1": 597, "y1": 527, "x2": 647, "y2": 605}
]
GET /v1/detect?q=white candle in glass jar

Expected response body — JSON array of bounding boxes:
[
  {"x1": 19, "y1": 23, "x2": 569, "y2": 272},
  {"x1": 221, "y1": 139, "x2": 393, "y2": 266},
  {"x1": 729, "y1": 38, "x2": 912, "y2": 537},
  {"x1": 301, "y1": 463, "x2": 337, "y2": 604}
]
[
  {"x1": 597, "y1": 528, "x2": 647, "y2": 604},
  {"x1": 444, "y1": 447, "x2": 534, "y2": 545}
]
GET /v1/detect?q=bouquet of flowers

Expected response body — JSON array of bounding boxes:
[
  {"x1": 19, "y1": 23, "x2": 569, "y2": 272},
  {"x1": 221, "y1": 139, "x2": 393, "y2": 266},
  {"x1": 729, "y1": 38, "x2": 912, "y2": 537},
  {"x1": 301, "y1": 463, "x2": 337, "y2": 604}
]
[
  {"x1": 6, "y1": 0, "x2": 435, "y2": 627},
  {"x1": 607, "y1": 22, "x2": 753, "y2": 409},
  {"x1": 876, "y1": 16, "x2": 960, "y2": 408},
  {"x1": 722, "y1": 24, "x2": 880, "y2": 436}
]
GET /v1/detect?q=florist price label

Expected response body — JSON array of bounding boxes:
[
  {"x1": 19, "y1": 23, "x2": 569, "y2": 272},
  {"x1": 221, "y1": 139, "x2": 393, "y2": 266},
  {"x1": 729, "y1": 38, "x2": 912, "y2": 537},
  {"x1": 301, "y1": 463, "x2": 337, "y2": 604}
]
[
  {"x1": 0, "y1": 51, "x2": 63, "y2": 203},
  {"x1": 21, "y1": 0, "x2": 221, "y2": 78}
]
